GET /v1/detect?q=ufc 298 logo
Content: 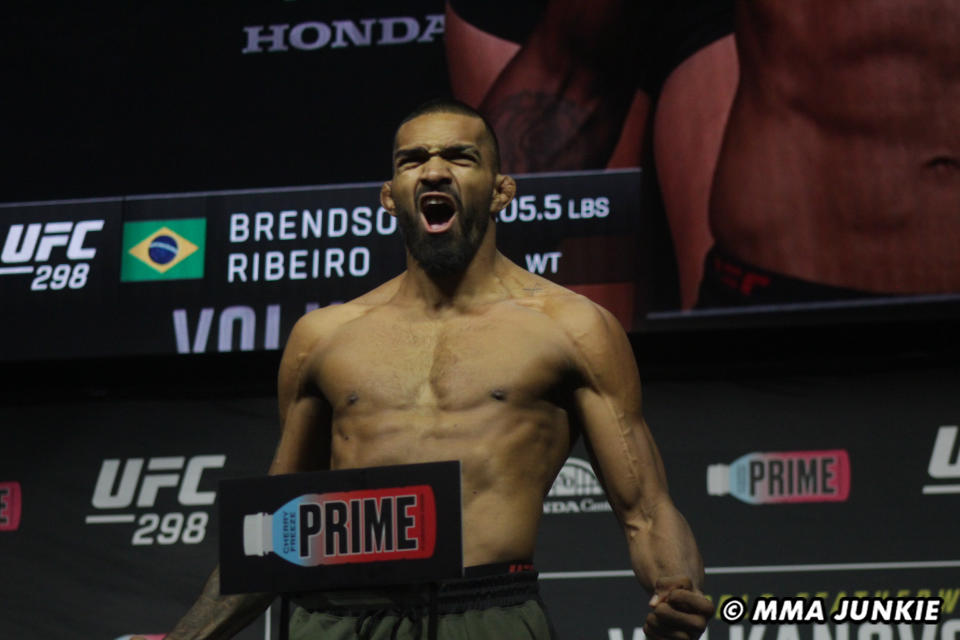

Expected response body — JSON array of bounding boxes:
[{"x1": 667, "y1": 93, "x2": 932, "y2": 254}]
[
  {"x1": 88, "y1": 455, "x2": 225, "y2": 547},
  {"x1": 1, "y1": 220, "x2": 104, "y2": 291}
]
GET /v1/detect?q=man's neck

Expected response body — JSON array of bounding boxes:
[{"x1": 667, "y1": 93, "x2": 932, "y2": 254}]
[{"x1": 395, "y1": 230, "x2": 508, "y2": 313}]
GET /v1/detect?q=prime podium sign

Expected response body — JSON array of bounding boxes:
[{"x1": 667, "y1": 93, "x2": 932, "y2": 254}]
[{"x1": 218, "y1": 461, "x2": 463, "y2": 594}]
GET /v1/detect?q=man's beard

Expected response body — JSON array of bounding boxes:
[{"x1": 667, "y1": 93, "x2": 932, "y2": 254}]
[{"x1": 397, "y1": 202, "x2": 490, "y2": 278}]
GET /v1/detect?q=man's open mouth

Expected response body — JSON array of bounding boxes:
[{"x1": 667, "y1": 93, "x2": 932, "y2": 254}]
[{"x1": 418, "y1": 193, "x2": 458, "y2": 234}]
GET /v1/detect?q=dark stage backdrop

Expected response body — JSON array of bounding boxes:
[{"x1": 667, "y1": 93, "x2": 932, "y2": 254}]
[
  {"x1": 2, "y1": 3, "x2": 959, "y2": 639},
  {"x1": 2, "y1": 366, "x2": 958, "y2": 639}
]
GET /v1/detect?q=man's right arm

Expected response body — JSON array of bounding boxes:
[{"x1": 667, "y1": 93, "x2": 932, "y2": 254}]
[
  {"x1": 166, "y1": 312, "x2": 333, "y2": 639},
  {"x1": 477, "y1": 0, "x2": 642, "y2": 172}
]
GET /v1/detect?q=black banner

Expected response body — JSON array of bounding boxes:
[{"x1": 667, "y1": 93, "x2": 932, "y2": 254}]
[{"x1": 0, "y1": 169, "x2": 642, "y2": 361}]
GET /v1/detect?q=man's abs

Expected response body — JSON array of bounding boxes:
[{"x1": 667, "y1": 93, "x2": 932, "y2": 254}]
[
  {"x1": 710, "y1": 0, "x2": 960, "y2": 293},
  {"x1": 328, "y1": 407, "x2": 571, "y2": 566}
]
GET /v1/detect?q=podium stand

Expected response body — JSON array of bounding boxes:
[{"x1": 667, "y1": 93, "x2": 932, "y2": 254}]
[{"x1": 219, "y1": 461, "x2": 463, "y2": 639}]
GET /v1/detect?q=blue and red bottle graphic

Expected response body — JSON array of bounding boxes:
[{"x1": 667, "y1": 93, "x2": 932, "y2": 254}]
[
  {"x1": 707, "y1": 450, "x2": 850, "y2": 504},
  {"x1": 244, "y1": 485, "x2": 436, "y2": 566}
]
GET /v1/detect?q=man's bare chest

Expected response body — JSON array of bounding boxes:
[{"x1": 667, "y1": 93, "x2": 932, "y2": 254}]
[{"x1": 311, "y1": 310, "x2": 578, "y2": 411}]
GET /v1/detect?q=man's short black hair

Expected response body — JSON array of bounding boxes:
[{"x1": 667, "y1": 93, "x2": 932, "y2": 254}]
[{"x1": 395, "y1": 98, "x2": 501, "y2": 173}]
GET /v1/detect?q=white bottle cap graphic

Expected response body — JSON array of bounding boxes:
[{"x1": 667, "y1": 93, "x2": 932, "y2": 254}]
[
  {"x1": 243, "y1": 512, "x2": 270, "y2": 557},
  {"x1": 707, "y1": 464, "x2": 730, "y2": 496}
]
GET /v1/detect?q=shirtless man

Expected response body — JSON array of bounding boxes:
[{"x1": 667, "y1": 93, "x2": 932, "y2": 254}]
[
  {"x1": 445, "y1": 0, "x2": 738, "y2": 308},
  {"x1": 702, "y1": 0, "x2": 960, "y2": 305},
  {"x1": 167, "y1": 100, "x2": 713, "y2": 639}
]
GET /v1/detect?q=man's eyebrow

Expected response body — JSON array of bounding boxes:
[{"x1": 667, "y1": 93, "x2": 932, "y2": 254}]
[
  {"x1": 394, "y1": 146, "x2": 427, "y2": 161},
  {"x1": 394, "y1": 143, "x2": 481, "y2": 161},
  {"x1": 441, "y1": 144, "x2": 480, "y2": 156}
]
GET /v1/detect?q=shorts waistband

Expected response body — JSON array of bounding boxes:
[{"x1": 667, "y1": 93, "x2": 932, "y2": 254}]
[
  {"x1": 697, "y1": 245, "x2": 873, "y2": 307},
  {"x1": 291, "y1": 561, "x2": 539, "y2": 616},
  {"x1": 463, "y1": 560, "x2": 535, "y2": 578}
]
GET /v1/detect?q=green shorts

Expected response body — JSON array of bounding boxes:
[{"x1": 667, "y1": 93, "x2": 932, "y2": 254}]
[{"x1": 289, "y1": 565, "x2": 555, "y2": 640}]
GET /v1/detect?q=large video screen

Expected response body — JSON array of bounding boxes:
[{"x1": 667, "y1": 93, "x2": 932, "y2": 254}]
[{"x1": 3, "y1": 2, "x2": 959, "y2": 360}]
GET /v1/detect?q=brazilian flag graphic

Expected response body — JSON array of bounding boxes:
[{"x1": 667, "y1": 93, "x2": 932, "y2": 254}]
[{"x1": 121, "y1": 218, "x2": 206, "y2": 281}]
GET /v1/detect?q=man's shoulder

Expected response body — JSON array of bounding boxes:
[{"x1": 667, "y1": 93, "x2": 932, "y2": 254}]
[
  {"x1": 286, "y1": 276, "x2": 402, "y2": 348},
  {"x1": 504, "y1": 274, "x2": 632, "y2": 380},
  {"x1": 514, "y1": 275, "x2": 620, "y2": 338},
  {"x1": 511, "y1": 278, "x2": 637, "y2": 390}
]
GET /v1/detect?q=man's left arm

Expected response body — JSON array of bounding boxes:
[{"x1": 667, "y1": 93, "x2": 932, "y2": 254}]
[{"x1": 566, "y1": 301, "x2": 714, "y2": 640}]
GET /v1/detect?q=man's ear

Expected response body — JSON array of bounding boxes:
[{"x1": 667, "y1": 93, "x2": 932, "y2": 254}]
[
  {"x1": 489, "y1": 174, "x2": 517, "y2": 216},
  {"x1": 380, "y1": 181, "x2": 397, "y2": 217}
]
